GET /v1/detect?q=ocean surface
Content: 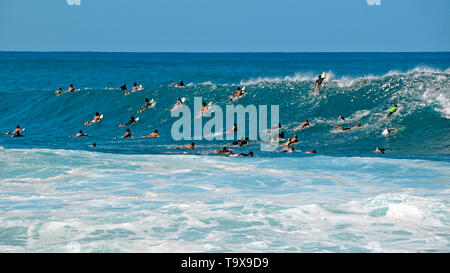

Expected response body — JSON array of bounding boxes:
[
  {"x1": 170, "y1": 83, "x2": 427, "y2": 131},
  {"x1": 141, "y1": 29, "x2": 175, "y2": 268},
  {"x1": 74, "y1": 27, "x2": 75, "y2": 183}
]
[{"x1": 0, "y1": 52, "x2": 449, "y2": 252}]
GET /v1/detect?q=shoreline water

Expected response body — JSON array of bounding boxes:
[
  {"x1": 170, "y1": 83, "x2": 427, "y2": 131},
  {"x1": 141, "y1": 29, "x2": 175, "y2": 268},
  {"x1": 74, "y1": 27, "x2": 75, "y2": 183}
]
[
  {"x1": 0, "y1": 52, "x2": 449, "y2": 252},
  {"x1": 0, "y1": 147, "x2": 449, "y2": 252}
]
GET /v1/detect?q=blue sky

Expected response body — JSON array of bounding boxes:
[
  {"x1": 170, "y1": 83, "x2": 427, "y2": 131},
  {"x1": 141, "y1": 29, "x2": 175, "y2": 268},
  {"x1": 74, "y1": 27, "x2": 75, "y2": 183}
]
[{"x1": 0, "y1": 0, "x2": 448, "y2": 52}]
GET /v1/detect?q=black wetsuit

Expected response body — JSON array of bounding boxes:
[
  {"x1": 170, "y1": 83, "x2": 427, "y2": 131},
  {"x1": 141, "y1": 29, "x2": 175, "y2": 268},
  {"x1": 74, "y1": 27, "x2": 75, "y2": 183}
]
[{"x1": 125, "y1": 118, "x2": 136, "y2": 125}]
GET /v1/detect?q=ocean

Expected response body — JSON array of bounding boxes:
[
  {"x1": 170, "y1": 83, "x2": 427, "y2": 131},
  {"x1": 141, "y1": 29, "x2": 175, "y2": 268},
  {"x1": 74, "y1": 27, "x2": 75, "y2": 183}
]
[{"x1": 0, "y1": 52, "x2": 449, "y2": 252}]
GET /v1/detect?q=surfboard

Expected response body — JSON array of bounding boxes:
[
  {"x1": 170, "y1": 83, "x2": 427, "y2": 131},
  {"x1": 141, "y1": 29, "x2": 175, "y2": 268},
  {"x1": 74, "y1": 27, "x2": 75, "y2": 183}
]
[
  {"x1": 119, "y1": 117, "x2": 139, "y2": 127},
  {"x1": 170, "y1": 98, "x2": 187, "y2": 111},
  {"x1": 195, "y1": 101, "x2": 213, "y2": 118},
  {"x1": 293, "y1": 123, "x2": 314, "y2": 131},
  {"x1": 229, "y1": 86, "x2": 246, "y2": 102},
  {"x1": 382, "y1": 127, "x2": 404, "y2": 136},
  {"x1": 85, "y1": 115, "x2": 103, "y2": 126}
]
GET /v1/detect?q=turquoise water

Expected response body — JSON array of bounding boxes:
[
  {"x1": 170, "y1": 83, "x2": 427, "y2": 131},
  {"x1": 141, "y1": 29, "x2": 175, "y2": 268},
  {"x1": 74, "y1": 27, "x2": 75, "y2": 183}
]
[{"x1": 0, "y1": 52, "x2": 449, "y2": 252}]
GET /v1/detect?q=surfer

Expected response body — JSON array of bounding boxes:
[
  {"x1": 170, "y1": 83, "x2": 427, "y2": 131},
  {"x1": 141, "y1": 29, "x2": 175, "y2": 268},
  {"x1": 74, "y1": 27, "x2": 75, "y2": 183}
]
[
  {"x1": 145, "y1": 130, "x2": 160, "y2": 138},
  {"x1": 387, "y1": 104, "x2": 397, "y2": 117},
  {"x1": 120, "y1": 83, "x2": 127, "y2": 91},
  {"x1": 177, "y1": 142, "x2": 195, "y2": 149},
  {"x1": 85, "y1": 112, "x2": 102, "y2": 126},
  {"x1": 200, "y1": 102, "x2": 210, "y2": 113},
  {"x1": 215, "y1": 146, "x2": 234, "y2": 155},
  {"x1": 305, "y1": 150, "x2": 317, "y2": 154},
  {"x1": 55, "y1": 88, "x2": 63, "y2": 95},
  {"x1": 237, "y1": 151, "x2": 253, "y2": 157},
  {"x1": 119, "y1": 115, "x2": 137, "y2": 127},
  {"x1": 283, "y1": 146, "x2": 295, "y2": 153},
  {"x1": 283, "y1": 135, "x2": 298, "y2": 147},
  {"x1": 123, "y1": 129, "x2": 131, "y2": 138},
  {"x1": 75, "y1": 130, "x2": 88, "y2": 138},
  {"x1": 300, "y1": 120, "x2": 310, "y2": 129},
  {"x1": 278, "y1": 131, "x2": 285, "y2": 140},
  {"x1": 66, "y1": 84, "x2": 75, "y2": 93},
  {"x1": 313, "y1": 72, "x2": 326, "y2": 91},
  {"x1": 138, "y1": 98, "x2": 154, "y2": 113},
  {"x1": 229, "y1": 87, "x2": 245, "y2": 101},
  {"x1": 334, "y1": 124, "x2": 361, "y2": 131},
  {"x1": 170, "y1": 81, "x2": 185, "y2": 87},
  {"x1": 338, "y1": 115, "x2": 346, "y2": 122},
  {"x1": 5, "y1": 125, "x2": 24, "y2": 137},
  {"x1": 132, "y1": 82, "x2": 140, "y2": 91},
  {"x1": 232, "y1": 137, "x2": 249, "y2": 147},
  {"x1": 89, "y1": 143, "x2": 96, "y2": 148},
  {"x1": 382, "y1": 127, "x2": 399, "y2": 136},
  {"x1": 226, "y1": 123, "x2": 237, "y2": 134},
  {"x1": 375, "y1": 147, "x2": 385, "y2": 154}
]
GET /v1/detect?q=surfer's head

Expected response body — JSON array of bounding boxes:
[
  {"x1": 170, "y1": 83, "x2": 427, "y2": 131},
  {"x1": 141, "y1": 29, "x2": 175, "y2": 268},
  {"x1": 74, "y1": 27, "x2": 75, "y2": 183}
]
[
  {"x1": 133, "y1": 82, "x2": 137, "y2": 86},
  {"x1": 248, "y1": 152, "x2": 254, "y2": 156},
  {"x1": 145, "y1": 98, "x2": 149, "y2": 102},
  {"x1": 96, "y1": 112, "x2": 99, "y2": 116}
]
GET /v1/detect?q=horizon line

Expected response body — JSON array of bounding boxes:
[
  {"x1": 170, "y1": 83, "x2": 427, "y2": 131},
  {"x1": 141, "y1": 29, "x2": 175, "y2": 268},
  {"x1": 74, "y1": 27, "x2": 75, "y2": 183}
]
[{"x1": 1, "y1": 50, "x2": 449, "y2": 54}]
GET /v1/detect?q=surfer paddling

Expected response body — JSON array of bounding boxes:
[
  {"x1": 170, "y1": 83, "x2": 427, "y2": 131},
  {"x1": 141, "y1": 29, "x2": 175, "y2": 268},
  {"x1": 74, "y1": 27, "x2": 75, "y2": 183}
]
[
  {"x1": 176, "y1": 142, "x2": 195, "y2": 149},
  {"x1": 144, "y1": 130, "x2": 160, "y2": 138},
  {"x1": 170, "y1": 81, "x2": 185, "y2": 87},
  {"x1": 229, "y1": 87, "x2": 245, "y2": 101},
  {"x1": 119, "y1": 115, "x2": 137, "y2": 127},
  {"x1": 5, "y1": 125, "x2": 24, "y2": 137},
  {"x1": 334, "y1": 124, "x2": 361, "y2": 131},
  {"x1": 85, "y1": 112, "x2": 102, "y2": 126},
  {"x1": 312, "y1": 72, "x2": 326, "y2": 93},
  {"x1": 138, "y1": 98, "x2": 155, "y2": 113}
]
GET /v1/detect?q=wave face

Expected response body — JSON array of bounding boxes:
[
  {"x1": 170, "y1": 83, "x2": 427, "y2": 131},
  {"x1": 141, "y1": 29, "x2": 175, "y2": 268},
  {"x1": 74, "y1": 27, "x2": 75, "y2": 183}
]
[
  {"x1": 0, "y1": 147, "x2": 449, "y2": 252},
  {"x1": 0, "y1": 52, "x2": 449, "y2": 158}
]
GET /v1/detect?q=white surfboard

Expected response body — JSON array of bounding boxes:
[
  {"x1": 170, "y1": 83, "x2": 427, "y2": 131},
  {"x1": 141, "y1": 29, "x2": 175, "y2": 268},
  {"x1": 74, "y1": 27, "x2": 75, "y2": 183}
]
[{"x1": 170, "y1": 98, "x2": 187, "y2": 111}]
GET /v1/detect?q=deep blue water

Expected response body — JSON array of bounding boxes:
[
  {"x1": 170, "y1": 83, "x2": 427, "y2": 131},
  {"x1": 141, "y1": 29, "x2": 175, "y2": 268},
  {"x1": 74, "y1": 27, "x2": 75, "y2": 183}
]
[
  {"x1": 0, "y1": 52, "x2": 449, "y2": 158},
  {"x1": 0, "y1": 52, "x2": 449, "y2": 252}
]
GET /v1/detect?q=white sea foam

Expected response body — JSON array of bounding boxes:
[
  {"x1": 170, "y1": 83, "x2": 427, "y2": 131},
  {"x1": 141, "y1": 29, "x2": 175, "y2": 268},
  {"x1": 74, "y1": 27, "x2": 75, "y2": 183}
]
[{"x1": 0, "y1": 148, "x2": 448, "y2": 252}]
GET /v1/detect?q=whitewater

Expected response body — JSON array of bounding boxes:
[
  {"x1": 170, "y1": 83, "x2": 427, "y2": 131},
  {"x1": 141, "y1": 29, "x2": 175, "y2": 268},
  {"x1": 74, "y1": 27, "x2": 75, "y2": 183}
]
[{"x1": 0, "y1": 52, "x2": 449, "y2": 252}]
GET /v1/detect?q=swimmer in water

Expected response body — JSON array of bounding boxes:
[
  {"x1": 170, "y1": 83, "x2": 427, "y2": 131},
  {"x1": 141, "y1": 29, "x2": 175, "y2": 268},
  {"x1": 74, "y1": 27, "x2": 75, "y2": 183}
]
[
  {"x1": 375, "y1": 147, "x2": 385, "y2": 154},
  {"x1": 305, "y1": 149, "x2": 316, "y2": 154},
  {"x1": 338, "y1": 115, "x2": 346, "y2": 122},
  {"x1": 145, "y1": 130, "x2": 159, "y2": 138},
  {"x1": 313, "y1": 73, "x2": 326, "y2": 91},
  {"x1": 170, "y1": 81, "x2": 185, "y2": 87},
  {"x1": 85, "y1": 112, "x2": 102, "y2": 126},
  {"x1": 283, "y1": 146, "x2": 295, "y2": 153},
  {"x1": 55, "y1": 88, "x2": 63, "y2": 95},
  {"x1": 215, "y1": 146, "x2": 234, "y2": 155},
  {"x1": 75, "y1": 130, "x2": 88, "y2": 137},
  {"x1": 387, "y1": 104, "x2": 397, "y2": 117},
  {"x1": 229, "y1": 87, "x2": 245, "y2": 101},
  {"x1": 334, "y1": 124, "x2": 361, "y2": 131},
  {"x1": 228, "y1": 123, "x2": 237, "y2": 133},
  {"x1": 232, "y1": 137, "x2": 249, "y2": 147},
  {"x1": 119, "y1": 115, "x2": 137, "y2": 127},
  {"x1": 283, "y1": 135, "x2": 298, "y2": 147},
  {"x1": 138, "y1": 98, "x2": 154, "y2": 113},
  {"x1": 177, "y1": 142, "x2": 195, "y2": 149},
  {"x1": 5, "y1": 125, "x2": 24, "y2": 137},
  {"x1": 237, "y1": 151, "x2": 253, "y2": 157},
  {"x1": 300, "y1": 120, "x2": 310, "y2": 129},
  {"x1": 120, "y1": 83, "x2": 127, "y2": 91},
  {"x1": 123, "y1": 129, "x2": 131, "y2": 138},
  {"x1": 89, "y1": 143, "x2": 96, "y2": 148},
  {"x1": 66, "y1": 84, "x2": 75, "y2": 93}
]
